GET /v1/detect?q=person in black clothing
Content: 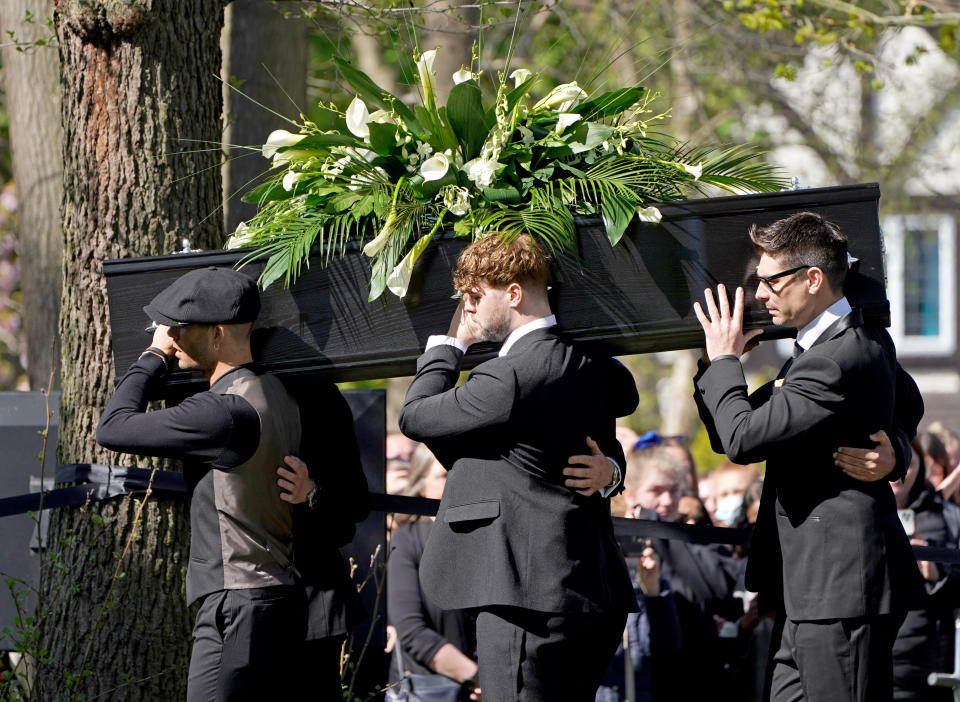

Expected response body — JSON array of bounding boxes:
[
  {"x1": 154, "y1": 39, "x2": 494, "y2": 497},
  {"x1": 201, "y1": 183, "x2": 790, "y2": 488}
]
[
  {"x1": 387, "y1": 444, "x2": 479, "y2": 699},
  {"x1": 279, "y1": 377, "x2": 371, "y2": 695},
  {"x1": 891, "y1": 436, "x2": 960, "y2": 700},
  {"x1": 97, "y1": 267, "x2": 369, "y2": 701},
  {"x1": 693, "y1": 213, "x2": 924, "y2": 702},
  {"x1": 400, "y1": 234, "x2": 638, "y2": 702}
]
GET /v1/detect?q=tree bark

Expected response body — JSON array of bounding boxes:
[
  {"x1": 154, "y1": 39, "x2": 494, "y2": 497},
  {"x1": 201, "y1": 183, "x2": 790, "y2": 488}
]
[
  {"x1": 221, "y1": 0, "x2": 307, "y2": 234},
  {"x1": 37, "y1": 1, "x2": 225, "y2": 699},
  {"x1": 0, "y1": 0, "x2": 64, "y2": 391}
]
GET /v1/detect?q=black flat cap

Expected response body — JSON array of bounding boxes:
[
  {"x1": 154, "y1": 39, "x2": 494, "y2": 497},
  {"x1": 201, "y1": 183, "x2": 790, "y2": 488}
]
[{"x1": 143, "y1": 267, "x2": 260, "y2": 326}]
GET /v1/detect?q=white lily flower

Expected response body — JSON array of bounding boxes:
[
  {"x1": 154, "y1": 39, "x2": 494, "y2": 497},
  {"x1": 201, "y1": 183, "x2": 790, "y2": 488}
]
[
  {"x1": 442, "y1": 186, "x2": 470, "y2": 216},
  {"x1": 452, "y1": 67, "x2": 473, "y2": 85},
  {"x1": 420, "y1": 152, "x2": 450, "y2": 182},
  {"x1": 387, "y1": 233, "x2": 433, "y2": 298},
  {"x1": 555, "y1": 113, "x2": 582, "y2": 134},
  {"x1": 346, "y1": 96, "x2": 371, "y2": 139},
  {"x1": 463, "y1": 157, "x2": 503, "y2": 188},
  {"x1": 262, "y1": 129, "x2": 306, "y2": 160},
  {"x1": 368, "y1": 109, "x2": 396, "y2": 125},
  {"x1": 637, "y1": 206, "x2": 663, "y2": 223},
  {"x1": 534, "y1": 82, "x2": 588, "y2": 112},
  {"x1": 416, "y1": 49, "x2": 438, "y2": 110},
  {"x1": 282, "y1": 171, "x2": 307, "y2": 191},
  {"x1": 321, "y1": 156, "x2": 350, "y2": 179},
  {"x1": 416, "y1": 141, "x2": 434, "y2": 158},
  {"x1": 510, "y1": 68, "x2": 533, "y2": 88},
  {"x1": 225, "y1": 221, "x2": 255, "y2": 249},
  {"x1": 363, "y1": 211, "x2": 397, "y2": 257},
  {"x1": 681, "y1": 162, "x2": 703, "y2": 180}
]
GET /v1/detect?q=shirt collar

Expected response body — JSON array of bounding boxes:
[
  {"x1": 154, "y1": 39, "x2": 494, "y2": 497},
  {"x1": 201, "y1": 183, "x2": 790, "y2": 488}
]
[
  {"x1": 796, "y1": 296, "x2": 851, "y2": 351},
  {"x1": 499, "y1": 315, "x2": 557, "y2": 356}
]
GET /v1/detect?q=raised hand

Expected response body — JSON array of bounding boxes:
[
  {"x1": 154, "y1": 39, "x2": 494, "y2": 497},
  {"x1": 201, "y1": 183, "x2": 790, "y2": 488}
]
[{"x1": 693, "y1": 284, "x2": 763, "y2": 361}]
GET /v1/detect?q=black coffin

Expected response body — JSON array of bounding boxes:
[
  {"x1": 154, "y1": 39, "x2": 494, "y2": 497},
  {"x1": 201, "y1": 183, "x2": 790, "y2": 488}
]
[{"x1": 103, "y1": 183, "x2": 889, "y2": 387}]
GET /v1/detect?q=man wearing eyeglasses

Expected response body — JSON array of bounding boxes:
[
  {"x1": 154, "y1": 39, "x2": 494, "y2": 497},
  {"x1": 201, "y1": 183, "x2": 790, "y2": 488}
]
[{"x1": 691, "y1": 212, "x2": 925, "y2": 702}]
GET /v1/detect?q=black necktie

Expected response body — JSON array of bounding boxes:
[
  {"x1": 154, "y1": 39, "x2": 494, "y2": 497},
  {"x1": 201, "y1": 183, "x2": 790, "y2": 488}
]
[{"x1": 793, "y1": 341, "x2": 804, "y2": 359}]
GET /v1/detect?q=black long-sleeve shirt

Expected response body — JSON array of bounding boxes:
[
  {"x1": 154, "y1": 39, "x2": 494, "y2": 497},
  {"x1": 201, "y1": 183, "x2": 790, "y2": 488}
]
[
  {"x1": 98, "y1": 354, "x2": 261, "y2": 483},
  {"x1": 387, "y1": 520, "x2": 475, "y2": 679},
  {"x1": 98, "y1": 352, "x2": 371, "y2": 635}
]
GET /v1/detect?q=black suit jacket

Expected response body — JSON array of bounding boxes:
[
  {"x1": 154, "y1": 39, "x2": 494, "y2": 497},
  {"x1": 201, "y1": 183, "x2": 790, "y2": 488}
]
[
  {"x1": 694, "y1": 309, "x2": 925, "y2": 621},
  {"x1": 399, "y1": 327, "x2": 639, "y2": 615}
]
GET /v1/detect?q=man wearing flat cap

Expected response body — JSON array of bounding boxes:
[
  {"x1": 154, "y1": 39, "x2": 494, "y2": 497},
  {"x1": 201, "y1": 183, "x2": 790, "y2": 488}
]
[{"x1": 97, "y1": 266, "x2": 369, "y2": 701}]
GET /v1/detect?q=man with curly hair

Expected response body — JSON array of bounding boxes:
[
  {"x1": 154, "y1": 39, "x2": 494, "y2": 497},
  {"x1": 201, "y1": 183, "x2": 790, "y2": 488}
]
[{"x1": 400, "y1": 232, "x2": 640, "y2": 701}]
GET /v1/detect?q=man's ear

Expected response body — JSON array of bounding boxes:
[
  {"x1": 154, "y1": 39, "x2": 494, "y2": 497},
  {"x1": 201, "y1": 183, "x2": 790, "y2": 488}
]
[
  {"x1": 506, "y1": 282, "x2": 523, "y2": 308},
  {"x1": 806, "y1": 267, "x2": 825, "y2": 295}
]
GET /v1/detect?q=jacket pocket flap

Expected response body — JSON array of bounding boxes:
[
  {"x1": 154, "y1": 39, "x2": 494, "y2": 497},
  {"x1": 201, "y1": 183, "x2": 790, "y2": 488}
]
[{"x1": 445, "y1": 500, "x2": 500, "y2": 523}]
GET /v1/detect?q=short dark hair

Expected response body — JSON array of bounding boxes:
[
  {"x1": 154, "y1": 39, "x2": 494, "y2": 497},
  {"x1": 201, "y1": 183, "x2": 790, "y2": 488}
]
[{"x1": 749, "y1": 212, "x2": 848, "y2": 290}]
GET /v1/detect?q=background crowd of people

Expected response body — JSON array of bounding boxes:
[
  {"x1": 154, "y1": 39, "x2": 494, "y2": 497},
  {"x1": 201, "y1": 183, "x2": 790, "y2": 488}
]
[{"x1": 380, "y1": 421, "x2": 960, "y2": 701}]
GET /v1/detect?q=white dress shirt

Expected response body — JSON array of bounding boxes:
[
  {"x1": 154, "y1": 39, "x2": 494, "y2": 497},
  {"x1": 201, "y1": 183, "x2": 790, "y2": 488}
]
[{"x1": 796, "y1": 296, "x2": 852, "y2": 351}]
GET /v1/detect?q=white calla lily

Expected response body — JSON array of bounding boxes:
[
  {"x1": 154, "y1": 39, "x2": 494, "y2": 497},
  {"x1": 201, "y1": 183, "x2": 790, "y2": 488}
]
[
  {"x1": 387, "y1": 233, "x2": 433, "y2": 298},
  {"x1": 534, "y1": 82, "x2": 588, "y2": 112},
  {"x1": 463, "y1": 156, "x2": 503, "y2": 188},
  {"x1": 452, "y1": 68, "x2": 473, "y2": 85},
  {"x1": 510, "y1": 68, "x2": 533, "y2": 87},
  {"x1": 262, "y1": 129, "x2": 306, "y2": 160},
  {"x1": 681, "y1": 162, "x2": 703, "y2": 180},
  {"x1": 346, "y1": 96, "x2": 371, "y2": 139},
  {"x1": 363, "y1": 211, "x2": 397, "y2": 257},
  {"x1": 420, "y1": 152, "x2": 450, "y2": 182},
  {"x1": 555, "y1": 113, "x2": 582, "y2": 134},
  {"x1": 368, "y1": 109, "x2": 396, "y2": 125},
  {"x1": 225, "y1": 221, "x2": 255, "y2": 249},
  {"x1": 637, "y1": 206, "x2": 663, "y2": 223},
  {"x1": 416, "y1": 49, "x2": 438, "y2": 111},
  {"x1": 282, "y1": 171, "x2": 308, "y2": 191}
]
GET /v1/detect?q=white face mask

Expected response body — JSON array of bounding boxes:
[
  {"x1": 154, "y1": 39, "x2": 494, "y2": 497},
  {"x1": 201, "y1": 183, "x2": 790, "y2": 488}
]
[{"x1": 714, "y1": 494, "x2": 744, "y2": 526}]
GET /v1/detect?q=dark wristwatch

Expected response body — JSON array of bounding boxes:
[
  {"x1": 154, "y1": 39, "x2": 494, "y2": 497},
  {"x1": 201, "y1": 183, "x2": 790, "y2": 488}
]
[{"x1": 305, "y1": 484, "x2": 318, "y2": 510}]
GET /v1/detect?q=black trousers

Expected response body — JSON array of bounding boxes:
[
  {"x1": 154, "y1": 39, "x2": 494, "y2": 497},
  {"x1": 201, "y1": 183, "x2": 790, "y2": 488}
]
[
  {"x1": 475, "y1": 605, "x2": 627, "y2": 702},
  {"x1": 187, "y1": 585, "x2": 307, "y2": 702},
  {"x1": 768, "y1": 612, "x2": 905, "y2": 702}
]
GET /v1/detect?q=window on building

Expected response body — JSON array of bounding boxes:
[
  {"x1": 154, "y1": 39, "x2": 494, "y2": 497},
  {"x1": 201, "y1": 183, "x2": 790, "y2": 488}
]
[{"x1": 883, "y1": 214, "x2": 956, "y2": 356}]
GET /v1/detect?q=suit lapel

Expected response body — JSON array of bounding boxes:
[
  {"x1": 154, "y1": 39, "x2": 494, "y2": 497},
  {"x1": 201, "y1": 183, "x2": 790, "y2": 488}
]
[{"x1": 779, "y1": 308, "x2": 863, "y2": 380}]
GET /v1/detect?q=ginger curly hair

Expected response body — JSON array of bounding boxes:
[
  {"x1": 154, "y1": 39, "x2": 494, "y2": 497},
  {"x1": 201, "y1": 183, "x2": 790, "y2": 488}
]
[{"x1": 452, "y1": 232, "x2": 551, "y2": 294}]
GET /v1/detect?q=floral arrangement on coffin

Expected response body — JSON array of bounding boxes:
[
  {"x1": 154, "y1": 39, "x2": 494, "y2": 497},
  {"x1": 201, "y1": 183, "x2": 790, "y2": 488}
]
[{"x1": 230, "y1": 50, "x2": 788, "y2": 300}]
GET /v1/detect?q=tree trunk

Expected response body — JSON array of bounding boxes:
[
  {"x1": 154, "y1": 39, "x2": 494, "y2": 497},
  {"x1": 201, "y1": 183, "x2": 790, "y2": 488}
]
[
  {"x1": 352, "y1": 31, "x2": 398, "y2": 96},
  {"x1": 659, "y1": 0, "x2": 702, "y2": 442},
  {"x1": 0, "y1": 0, "x2": 63, "y2": 391},
  {"x1": 221, "y1": 0, "x2": 307, "y2": 234},
  {"x1": 37, "y1": 1, "x2": 225, "y2": 699}
]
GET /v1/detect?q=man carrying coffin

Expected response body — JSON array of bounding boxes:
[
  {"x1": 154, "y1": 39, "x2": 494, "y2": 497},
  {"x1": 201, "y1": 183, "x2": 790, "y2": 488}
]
[
  {"x1": 692, "y1": 213, "x2": 925, "y2": 702},
  {"x1": 399, "y1": 233, "x2": 639, "y2": 701},
  {"x1": 97, "y1": 267, "x2": 367, "y2": 701}
]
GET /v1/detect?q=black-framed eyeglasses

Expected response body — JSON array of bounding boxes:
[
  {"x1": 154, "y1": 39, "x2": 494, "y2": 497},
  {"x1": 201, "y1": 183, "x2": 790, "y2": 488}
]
[{"x1": 756, "y1": 265, "x2": 810, "y2": 291}]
